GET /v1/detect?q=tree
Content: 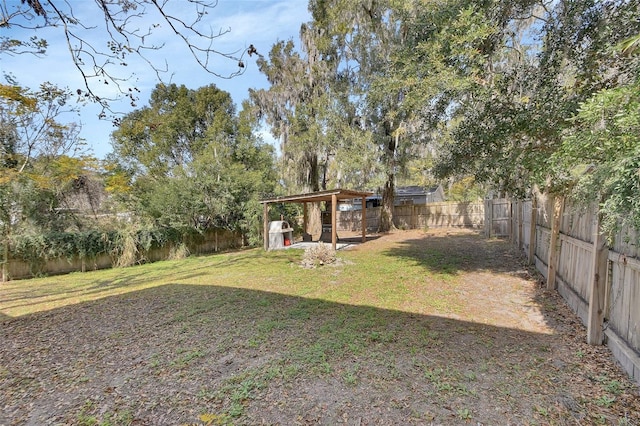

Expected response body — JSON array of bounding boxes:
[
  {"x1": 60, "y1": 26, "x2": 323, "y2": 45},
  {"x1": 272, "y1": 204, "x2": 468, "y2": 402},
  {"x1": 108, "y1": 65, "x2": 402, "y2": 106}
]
[
  {"x1": 432, "y1": 0, "x2": 640, "y2": 200},
  {"x1": 111, "y1": 84, "x2": 275, "y2": 241},
  {"x1": 112, "y1": 83, "x2": 236, "y2": 178},
  {"x1": 322, "y1": 0, "x2": 539, "y2": 229},
  {"x1": 253, "y1": 0, "x2": 411, "y2": 232},
  {"x1": 251, "y1": 40, "x2": 324, "y2": 193},
  {"x1": 0, "y1": 81, "x2": 87, "y2": 280},
  {"x1": 1, "y1": 0, "x2": 254, "y2": 111},
  {"x1": 250, "y1": 19, "x2": 373, "y2": 236},
  {"x1": 551, "y1": 54, "x2": 640, "y2": 240},
  {"x1": 308, "y1": 0, "x2": 408, "y2": 232}
]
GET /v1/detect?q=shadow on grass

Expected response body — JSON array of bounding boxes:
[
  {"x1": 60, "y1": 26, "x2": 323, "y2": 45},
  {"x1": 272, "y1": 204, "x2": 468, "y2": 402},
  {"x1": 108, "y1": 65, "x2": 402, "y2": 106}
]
[
  {"x1": 381, "y1": 229, "x2": 530, "y2": 277},
  {"x1": 3, "y1": 281, "x2": 634, "y2": 426},
  {"x1": 0, "y1": 249, "x2": 284, "y2": 314}
]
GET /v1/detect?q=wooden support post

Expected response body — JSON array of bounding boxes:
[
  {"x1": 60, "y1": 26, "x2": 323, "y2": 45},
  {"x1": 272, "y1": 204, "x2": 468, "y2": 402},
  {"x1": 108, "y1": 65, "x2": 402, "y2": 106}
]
[
  {"x1": 303, "y1": 202, "x2": 308, "y2": 237},
  {"x1": 528, "y1": 196, "x2": 538, "y2": 265},
  {"x1": 547, "y1": 196, "x2": 564, "y2": 290},
  {"x1": 587, "y1": 211, "x2": 609, "y2": 345},
  {"x1": 263, "y1": 202, "x2": 269, "y2": 251},
  {"x1": 361, "y1": 197, "x2": 367, "y2": 243},
  {"x1": 331, "y1": 194, "x2": 337, "y2": 250}
]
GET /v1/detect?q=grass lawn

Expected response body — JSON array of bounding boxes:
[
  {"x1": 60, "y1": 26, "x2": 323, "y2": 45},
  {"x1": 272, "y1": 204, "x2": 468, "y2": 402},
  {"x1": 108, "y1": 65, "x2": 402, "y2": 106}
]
[{"x1": 1, "y1": 229, "x2": 638, "y2": 425}]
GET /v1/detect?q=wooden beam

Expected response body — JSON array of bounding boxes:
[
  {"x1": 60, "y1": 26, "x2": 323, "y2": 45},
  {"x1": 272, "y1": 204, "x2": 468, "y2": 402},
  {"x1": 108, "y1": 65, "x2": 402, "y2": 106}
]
[
  {"x1": 587, "y1": 211, "x2": 609, "y2": 345},
  {"x1": 260, "y1": 188, "x2": 373, "y2": 204},
  {"x1": 263, "y1": 202, "x2": 269, "y2": 251},
  {"x1": 361, "y1": 197, "x2": 367, "y2": 243},
  {"x1": 331, "y1": 193, "x2": 337, "y2": 250},
  {"x1": 547, "y1": 195, "x2": 564, "y2": 290}
]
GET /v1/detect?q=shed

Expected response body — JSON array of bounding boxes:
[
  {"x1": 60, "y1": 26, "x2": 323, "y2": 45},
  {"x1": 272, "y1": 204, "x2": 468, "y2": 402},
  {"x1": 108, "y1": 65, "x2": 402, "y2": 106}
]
[
  {"x1": 259, "y1": 189, "x2": 373, "y2": 251},
  {"x1": 395, "y1": 185, "x2": 446, "y2": 205},
  {"x1": 337, "y1": 185, "x2": 445, "y2": 211}
]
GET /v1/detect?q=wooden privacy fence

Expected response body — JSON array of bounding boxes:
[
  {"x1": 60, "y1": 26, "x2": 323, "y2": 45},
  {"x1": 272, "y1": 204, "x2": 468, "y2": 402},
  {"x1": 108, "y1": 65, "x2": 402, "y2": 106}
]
[
  {"x1": 336, "y1": 201, "x2": 485, "y2": 232},
  {"x1": 4, "y1": 228, "x2": 242, "y2": 281},
  {"x1": 489, "y1": 197, "x2": 640, "y2": 386}
]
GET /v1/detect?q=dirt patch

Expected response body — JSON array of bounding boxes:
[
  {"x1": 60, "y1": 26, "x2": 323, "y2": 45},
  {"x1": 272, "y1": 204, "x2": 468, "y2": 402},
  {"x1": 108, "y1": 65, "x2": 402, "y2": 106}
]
[{"x1": 1, "y1": 228, "x2": 638, "y2": 425}]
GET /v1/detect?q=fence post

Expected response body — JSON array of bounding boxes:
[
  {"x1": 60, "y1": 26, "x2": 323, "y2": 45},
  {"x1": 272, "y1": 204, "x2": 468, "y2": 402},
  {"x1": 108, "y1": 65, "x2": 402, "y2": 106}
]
[
  {"x1": 587, "y1": 210, "x2": 609, "y2": 345},
  {"x1": 547, "y1": 195, "x2": 564, "y2": 290},
  {"x1": 528, "y1": 196, "x2": 537, "y2": 265},
  {"x1": 411, "y1": 205, "x2": 417, "y2": 229},
  {"x1": 510, "y1": 200, "x2": 515, "y2": 243},
  {"x1": 517, "y1": 201, "x2": 523, "y2": 251},
  {"x1": 1, "y1": 239, "x2": 8, "y2": 282}
]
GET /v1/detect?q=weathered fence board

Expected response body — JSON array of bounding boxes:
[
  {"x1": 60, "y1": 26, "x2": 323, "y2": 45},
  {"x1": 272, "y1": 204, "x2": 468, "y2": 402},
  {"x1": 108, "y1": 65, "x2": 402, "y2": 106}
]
[
  {"x1": 485, "y1": 199, "x2": 511, "y2": 237},
  {"x1": 535, "y1": 227, "x2": 551, "y2": 267},
  {"x1": 561, "y1": 206, "x2": 594, "y2": 243},
  {"x1": 5, "y1": 228, "x2": 242, "y2": 280},
  {"x1": 336, "y1": 208, "x2": 380, "y2": 232},
  {"x1": 336, "y1": 202, "x2": 484, "y2": 232},
  {"x1": 613, "y1": 225, "x2": 639, "y2": 259},
  {"x1": 608, "y1": 257, "x2": 640, "y2": 350},
  {"x1": 513, "y1": 194, "x2": 640, "y2": 385},
  {"x1": 557, "y1": 233, "x2": 593, "y2": 304}
]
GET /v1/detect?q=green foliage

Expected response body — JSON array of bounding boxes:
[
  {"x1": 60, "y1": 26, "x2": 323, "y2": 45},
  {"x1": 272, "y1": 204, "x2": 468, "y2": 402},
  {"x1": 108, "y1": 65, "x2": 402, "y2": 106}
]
[
  {"x1": 447, "y1": 177, "x2": 485, "y2": 202},
  {"x1": 8, "y1": 227, "x2": 204, "y2": 272},
  {"x1": 112, "y1": 83, "x2": 236, "y2": 177},
  {"x1": 402, "y1": 0, "x2": 640, "y2": 244},
  {"x1": 111, "y1": 84, "x2": 276, "y2": 244},
  {"x1": 0, "y1": 81, "x2": 92, "y2": 279},
  {"x1": 552, "y1": 79, "x2": 640, "y2": 239}
]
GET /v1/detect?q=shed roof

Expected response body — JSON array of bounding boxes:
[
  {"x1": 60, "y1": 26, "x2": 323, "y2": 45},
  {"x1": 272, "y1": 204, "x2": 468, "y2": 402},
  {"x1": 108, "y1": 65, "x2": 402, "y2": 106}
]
[{"x1": 260, "y1": 188, "x2": 373, "y2": 204}]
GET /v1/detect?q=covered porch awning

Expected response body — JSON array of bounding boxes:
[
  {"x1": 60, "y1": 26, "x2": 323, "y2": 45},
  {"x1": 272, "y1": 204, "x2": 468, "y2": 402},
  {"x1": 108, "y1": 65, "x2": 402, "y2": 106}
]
[{"x1": 259, "y1": 189, "x2": 373, "y2": 251}]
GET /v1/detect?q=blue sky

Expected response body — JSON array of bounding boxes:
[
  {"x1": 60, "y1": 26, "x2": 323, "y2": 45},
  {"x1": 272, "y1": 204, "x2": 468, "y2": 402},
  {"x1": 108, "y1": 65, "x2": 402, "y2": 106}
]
[{"x1": 1, "y1": 0, "x2": 311, "y2": 158}]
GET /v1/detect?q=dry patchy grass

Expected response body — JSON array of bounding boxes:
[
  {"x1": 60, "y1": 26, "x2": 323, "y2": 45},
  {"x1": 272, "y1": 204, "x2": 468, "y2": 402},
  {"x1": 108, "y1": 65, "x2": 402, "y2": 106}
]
[{"x1": 1, "y1": 229, "x2": 638, "y2": 425}]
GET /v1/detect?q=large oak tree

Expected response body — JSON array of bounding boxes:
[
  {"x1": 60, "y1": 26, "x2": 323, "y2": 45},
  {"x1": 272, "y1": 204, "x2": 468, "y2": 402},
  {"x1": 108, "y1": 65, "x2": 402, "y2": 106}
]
[{"x1": 111, "y1": 83, "x2": 276, "y2": 241}]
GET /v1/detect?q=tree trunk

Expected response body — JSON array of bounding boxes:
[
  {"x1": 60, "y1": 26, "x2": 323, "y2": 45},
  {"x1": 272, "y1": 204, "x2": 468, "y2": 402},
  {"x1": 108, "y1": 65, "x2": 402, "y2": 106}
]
[
  {"x1": 301, "y1": 152, "x2": 323, "y2": 240},
  {"x1": 378, "y1": 123, "x2": 397, "y2": 233},
  {"x1": 306, "y1": 202, "x2": 323, "y2": 241},
  {"x1": 379, "y1": 174, "x2": 395, "y2": 232}
]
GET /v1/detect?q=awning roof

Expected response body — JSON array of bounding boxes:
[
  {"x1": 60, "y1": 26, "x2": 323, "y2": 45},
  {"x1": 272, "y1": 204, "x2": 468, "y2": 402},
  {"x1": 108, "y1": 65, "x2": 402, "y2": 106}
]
[{"x1": 260, "y1": 188, "x2": 373, "y2": 204}]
